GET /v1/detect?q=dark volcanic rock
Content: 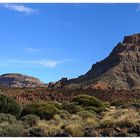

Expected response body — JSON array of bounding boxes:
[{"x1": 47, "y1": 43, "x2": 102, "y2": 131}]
[
  {"x1": 0, "y1": 73, "x2": 45, "y2": 88},
  {"x1": 67, "y1": 33, "x2": 140, "y2": 90}
]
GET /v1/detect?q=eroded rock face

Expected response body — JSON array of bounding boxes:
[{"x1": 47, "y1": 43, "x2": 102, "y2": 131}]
[
  {"x1": 67, "y1": 33, "x2": 140, "y2": 90},
  {"x1": 0, "y1": 73, "x2": 45, "y2": 87}
]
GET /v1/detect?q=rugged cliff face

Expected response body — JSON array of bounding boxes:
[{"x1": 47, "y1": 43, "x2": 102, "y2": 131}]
[
  {"x1": 66, "y1": 33, "x2": 140, "y2": 90},
  {"x1": 0, "y1": 73, "x2": 45, "y2": 87}
]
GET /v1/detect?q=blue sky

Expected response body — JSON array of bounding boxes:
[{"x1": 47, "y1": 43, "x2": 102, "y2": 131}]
[{"x1": 0, "y1": 3, "x2": 140, "y2": 83}]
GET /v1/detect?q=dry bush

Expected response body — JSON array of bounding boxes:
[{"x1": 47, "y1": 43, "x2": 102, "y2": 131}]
[
  {"x1": 100, "y1": 107, "x2": 140, "y2": 128},
  {"x1": 64, "y1": 122, "x2": 85, "y2": 137},
  {"x1": 36, "y1": 120, "x2": 64, "y2": 137},
  {"x1": 84, "y1": 117, "x2": 99, "y2": 128},
  {"x1": 0, "y1": 122, "x2": 28, "y2": 137}
]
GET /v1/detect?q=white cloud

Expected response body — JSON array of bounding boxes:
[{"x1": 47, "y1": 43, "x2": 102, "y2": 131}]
[
  {"x1": 37, "y1": 59, "x2": 72, "y2": 67},
  {"x1": 24, "y1": 47, "x2": 40, "y2": 53},
  {"x1": 3, "y1": 4, "x2": 38, "y2": 14},
  {"x1": 1, "y1": 58, "x2": 72, "y2": 68}
]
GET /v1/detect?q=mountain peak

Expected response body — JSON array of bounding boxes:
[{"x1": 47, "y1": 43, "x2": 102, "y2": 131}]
[
  {"x1": 123, "y1": 33, "x2": 140, "y2": 45},
  {"x1": 66, "y1": 33, "x2": 140, "y2": 91}
]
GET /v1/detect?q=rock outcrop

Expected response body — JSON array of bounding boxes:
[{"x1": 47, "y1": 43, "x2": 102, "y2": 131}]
[
  {"x1": 66, "y1": 33, "x2": 140, "y2": 90},
  {"x1": 0, "y1": 73, "x2": 45, "y2": 87}
]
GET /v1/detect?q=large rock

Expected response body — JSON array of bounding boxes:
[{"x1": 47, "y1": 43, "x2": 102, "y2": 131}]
[
  {"x1": 66, "y1": 33, "x2": 140, "y2": 90},
  {"x1": 0, "y1": 73, "x2": 45, "y2": 87}
]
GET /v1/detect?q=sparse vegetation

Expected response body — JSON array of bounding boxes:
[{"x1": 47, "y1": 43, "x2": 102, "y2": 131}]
[
  {"x1": 0, "y1": 93, "x2": 139, "y2": 137},
  {"x1": 0, "y1": 94, "x2": 21, "y2": 118}
]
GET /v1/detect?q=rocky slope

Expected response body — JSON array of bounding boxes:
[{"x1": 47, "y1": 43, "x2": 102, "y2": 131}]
[
  {"x1": 65, "y1": 33, "x2": 140, "y2": 91},
  {"x1": 0, "y1": 73, "x2": 45, "y2": 87}
]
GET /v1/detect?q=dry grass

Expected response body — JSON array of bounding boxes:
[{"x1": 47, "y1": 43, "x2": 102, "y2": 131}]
[
  {"x1": 84, "y1": 118, "x2": 99, "y2": 128},
  {"x1": 37, "y1": 120, "x2": 63, "y2": 136},
  {"x1": 64, "y1": 122, "x2": 85, "y2": 137},
  {"x1": 100, "y1": 107, "x2": 140, "y2": 128}
]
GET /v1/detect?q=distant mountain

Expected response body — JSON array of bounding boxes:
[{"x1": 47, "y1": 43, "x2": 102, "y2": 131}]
[
  {"x1": 64, "y1": 33, "x2": 140, "y2": 91},
  {"x1": 0, "y1": 73, "x2": 45, "y2": 87}
]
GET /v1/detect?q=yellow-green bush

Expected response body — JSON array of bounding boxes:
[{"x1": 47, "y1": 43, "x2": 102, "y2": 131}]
[
  {"x1": 0, "y1": 122, "x2": 28, "y2": 137},
  {"x1": 0, "y1": 94, "x2": 21, "y2": 118},
  {"x1": 20, "y1": 102, "x2": 60, "y2": 120},
  {"x1": 77, "y1": 111, "x2": 96, "y2": 119},
  {"x1": 0, "y1": 113, "x2": 17, "y2": 124},
  {"x1": 71, "y1": 94, "x2": 106, "y2": 113},
  {"x1": 62, "y1": 102, "x2": 85, "y2": 114}
]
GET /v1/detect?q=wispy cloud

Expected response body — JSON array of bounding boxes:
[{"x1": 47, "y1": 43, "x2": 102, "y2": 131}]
[
  {"x1": 0, "y1": 58, "x2": 72, "y2": 68},
  {"x1": 136, "y1": 4, "x2": 140, "y2": 12},
  {"x1": 24, "y1": 47, "x2": 40, "y2": 53},
  {"x1": 3, "y1": 4, "x2": 38, "y2": 15}
]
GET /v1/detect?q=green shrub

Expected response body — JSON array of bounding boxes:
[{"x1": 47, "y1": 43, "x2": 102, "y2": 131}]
[
  {"x1": 0, "y1": 94, "x2": 21, "y2": 118},
  {"x1": 20, "y1": 102, "x2": 60, "y2": 120},
  {"x1": 102, "y1": 101, "x2": 110, "y2": 108},
  {"x1": 71, "y1": 94, "x2": 106, "y2": 113},
  {"x1": 0, "y1": 123, "x2": 28, "y2": 137},
  {"x1": 47, "y1": 101, "x2": 62, "y2": 110},
  {"x1": 84, "y1": 106, "x2": 105, "y2": 113},
  {"x1": 20, "y1": 115, "x2": 40, "y2": 127},
  {"x1": 77, "y1": 111, "x2": 96, "y2": 119},
  {"x1": 62, "y1": 102, "x2": 85, "y2": 114},
  {"x1": 0, "y1": 113, "x2": 17, "y2": 124}
]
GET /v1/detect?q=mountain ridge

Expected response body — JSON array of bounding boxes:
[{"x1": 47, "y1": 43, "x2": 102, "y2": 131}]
[
  {"x1": 0, "y1": 73, "x2": 45, "y2": 87},
  {"x1": 62, "y1": 33, "x2": 140, "y2": 91}
]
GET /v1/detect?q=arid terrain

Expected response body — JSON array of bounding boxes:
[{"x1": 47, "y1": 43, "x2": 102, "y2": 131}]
[{"x1": 0, "y1": 33, "x2": 140, "y2": 137}]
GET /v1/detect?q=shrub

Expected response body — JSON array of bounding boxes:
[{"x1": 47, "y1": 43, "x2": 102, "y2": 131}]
[
  {"x1": 20, "y1": 102, "x2": 60, "y2": 120},
  {"x1": 84, "y1": 118, "x2": 99, "y2": 128},
  {"x1": 47, "y1": 101, "x2": 62, "y2": 110},
  {"x1": 102, "y1": 101, "x2": 110, "y2": 108},
  {"x1": 70, "y1": 114, "x2": 81, "y2": 120},
  {"x1": 62, "y1": 102, "x2": 84, "y2": 114},
  {"x1": 0, "y1": 113, "x2": 17, "y2": 124},
  {"x1": 77, "y1": 111, "x2": 96, "y2": 119},
  {"x1": 71, "y1": 94, "x2": 106, "y2": 113},
  {"x1": 0, "y1": 94, "x2": 21, "y2": 118},
  {"x1": 100, "y1": 119, "x2": 116, "y2": 128},
  {"x1": 84, "y1": 106, "x2": 105, "y2": 113},
  {"x1": 64, "y1": 123, "x2": 85, "y2": 137},
  {"x1": 0, "y1": 122, "x2": 28, "y2": 137},
  {"x1": 20, "y1": 115, "x2": 40, "y2": 127},
  {"x1": 37, "y1": 120, "x2": 63, "y2": 137}
]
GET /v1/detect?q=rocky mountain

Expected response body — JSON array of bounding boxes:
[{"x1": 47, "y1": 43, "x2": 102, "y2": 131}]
[
  {"x1": 64, "y1": 33, "x2": 140, "y2": 91},
  {"x1": 0, "y1": 73, "x2": 45, "y2": 87}
]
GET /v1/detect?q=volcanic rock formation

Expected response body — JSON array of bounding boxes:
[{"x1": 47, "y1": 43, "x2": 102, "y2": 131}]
[
  {"x1": 66, "y1": 33, "x2": 140, "y2": 90},
  {"x1": 0, "y1": 73, "x2": 45, "y2": 87}
]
